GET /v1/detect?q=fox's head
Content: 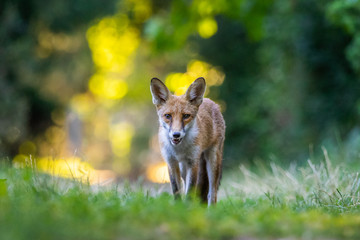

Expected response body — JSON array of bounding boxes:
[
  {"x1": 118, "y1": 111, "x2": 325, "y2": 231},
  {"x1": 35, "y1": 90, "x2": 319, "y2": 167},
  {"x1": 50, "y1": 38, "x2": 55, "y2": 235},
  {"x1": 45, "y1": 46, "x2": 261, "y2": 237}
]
[{"x1": 150, "y1": 77, "x2": 206, "y2": 146}]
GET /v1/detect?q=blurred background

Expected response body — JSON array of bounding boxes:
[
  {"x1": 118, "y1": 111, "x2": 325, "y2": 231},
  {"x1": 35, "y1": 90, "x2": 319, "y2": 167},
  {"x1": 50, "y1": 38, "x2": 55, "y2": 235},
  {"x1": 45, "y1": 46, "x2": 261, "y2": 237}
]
[{"x1": 1, "y1": 0, "x2": 360, "y2": 184}]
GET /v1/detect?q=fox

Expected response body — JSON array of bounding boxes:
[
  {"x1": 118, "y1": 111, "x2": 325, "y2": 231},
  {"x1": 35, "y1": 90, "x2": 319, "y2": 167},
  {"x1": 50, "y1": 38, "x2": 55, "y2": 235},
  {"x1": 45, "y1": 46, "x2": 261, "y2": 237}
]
[{"x1": 150, "y1": 77, "x2": 225, "y2": 206}]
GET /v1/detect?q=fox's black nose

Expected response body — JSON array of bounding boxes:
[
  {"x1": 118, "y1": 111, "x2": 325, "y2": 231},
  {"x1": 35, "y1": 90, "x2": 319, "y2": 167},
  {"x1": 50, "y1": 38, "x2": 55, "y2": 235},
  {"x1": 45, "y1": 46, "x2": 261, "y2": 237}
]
[{"x1": 173, "y1": 132, "x2": 181, "y2": 138}]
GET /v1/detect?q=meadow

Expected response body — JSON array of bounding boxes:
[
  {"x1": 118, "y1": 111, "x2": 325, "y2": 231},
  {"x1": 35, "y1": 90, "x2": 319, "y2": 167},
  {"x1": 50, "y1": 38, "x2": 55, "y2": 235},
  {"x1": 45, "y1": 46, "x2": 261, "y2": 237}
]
[
  {"x1": 2, "y1": 1, "x2": 360, "y2": 239},
  {"x1": 1, "y1": 150, "x2": 360, "y2": 240}
]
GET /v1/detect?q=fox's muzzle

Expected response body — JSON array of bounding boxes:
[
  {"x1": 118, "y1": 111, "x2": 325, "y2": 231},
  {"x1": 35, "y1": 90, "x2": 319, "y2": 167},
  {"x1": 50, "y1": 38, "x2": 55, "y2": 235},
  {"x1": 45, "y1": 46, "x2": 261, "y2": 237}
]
[
  {"x1": 168, "y1": 129, "x2": 185, "y2": 145},
  {"x1": 172, "y1": 132, "x2": 181, "y2": 138}
]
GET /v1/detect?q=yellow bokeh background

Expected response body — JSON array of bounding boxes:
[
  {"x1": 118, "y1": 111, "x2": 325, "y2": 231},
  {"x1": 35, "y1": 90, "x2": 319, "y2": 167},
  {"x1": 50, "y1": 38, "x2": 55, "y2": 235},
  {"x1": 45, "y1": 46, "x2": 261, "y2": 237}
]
[
  {"x1": 13, "y1": 0, "x2": 225, "y2": 184},
  {"x1": 165, "y1": 60, "x2": 225, "y2": 95},
  {"x1": 197, "y1": 17, "x2": 218, "y2": 39}
]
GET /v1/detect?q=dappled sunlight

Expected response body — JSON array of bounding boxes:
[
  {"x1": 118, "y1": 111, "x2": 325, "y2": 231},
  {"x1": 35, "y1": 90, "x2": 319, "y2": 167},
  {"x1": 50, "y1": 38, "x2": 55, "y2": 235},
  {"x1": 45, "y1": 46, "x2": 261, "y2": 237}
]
[
  {"x1": 85, "y1": 15, "x2": 139, "y2": 104},
  {"x1": 197, "y1": 17, "x2": 218, "y2": 39},
  {"x1": 89, "y1": 73, "x2": 128, "y2": 100},
  {"x1": 37, "y1": 157, "x2": 93, "y2": 180},
  {"x1": 127, "y1": 0, "x2": 152, "y2": 23},
  {"x1": 36, "y1": 28, "x2": 82, "y2": 58},
  {"x1": 109, "y1": 122, "x2": 134, "y2": 175},
  {"x1": 165, "y1": 73, "x2": 193, "y2": 96},
  {"x1": 70, "y1": 93, "x2": 96, "y2": 118},
  {"x1": 11, "y1": 0, "x2": 228, "y2": 183},
  {"x1": 45, "y1": 126, "x2": 66, "y2": 144},
  {"x1": 109, "y1": 122, "x2": 134, "y2": 158},
  {"x1": 13, "y1": 155, "x2": 116, "y2": 185},
  {"x1": 196, "y1": 0, "x2": 215, "y2": 17},
  {"x1": 92, "y1": 114, "x2": 109, "y2": 140},
  {"x1": 146, "y1": 162, "x2": 170, "y2": 183},
  {"x1": 165, "y1": 60, "x2": 225, "y2": 95},
  {"x1": 87, "y1": 15, "x2": 140, "y2": 72},
  {"x1": 53, "y1": 12, "x2": 142, "y2": 178}
]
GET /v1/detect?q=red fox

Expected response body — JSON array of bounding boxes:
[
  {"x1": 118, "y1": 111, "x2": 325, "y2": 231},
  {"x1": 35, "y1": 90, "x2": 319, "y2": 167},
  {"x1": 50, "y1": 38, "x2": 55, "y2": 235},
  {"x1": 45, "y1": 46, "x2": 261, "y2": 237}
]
[{"x1": 150, "y1": 77, "x2": 225, "y2": 205}]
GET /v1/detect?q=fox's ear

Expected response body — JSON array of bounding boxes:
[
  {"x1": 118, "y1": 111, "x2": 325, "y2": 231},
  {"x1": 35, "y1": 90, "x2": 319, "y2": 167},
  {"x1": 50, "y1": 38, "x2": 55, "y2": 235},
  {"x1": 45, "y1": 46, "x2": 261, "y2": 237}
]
[
  {"x1": 150, "y1": 78, "x2": 170, "y2": 105},
  {"x1": 185, "y1": 77, "x2": 206, "y2": 106}
]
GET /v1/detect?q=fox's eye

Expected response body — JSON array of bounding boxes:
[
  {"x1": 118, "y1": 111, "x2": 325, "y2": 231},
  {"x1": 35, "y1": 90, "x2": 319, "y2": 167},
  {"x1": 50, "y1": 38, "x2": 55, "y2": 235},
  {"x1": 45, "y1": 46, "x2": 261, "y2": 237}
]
[
  {"x1": 164, "y1": 114, "x2": 172, "y2": 119},
  {"x1": 183, "y1": 114, "x2": 191, "y2": 119}
]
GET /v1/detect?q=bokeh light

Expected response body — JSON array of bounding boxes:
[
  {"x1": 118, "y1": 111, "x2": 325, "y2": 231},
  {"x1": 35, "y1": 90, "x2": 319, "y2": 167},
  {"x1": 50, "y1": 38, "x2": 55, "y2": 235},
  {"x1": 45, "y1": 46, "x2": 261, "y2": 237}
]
[
  {"x1": 10, "y1": 0, "x2": 229, "y2": 184},
  {"x1": 197, "y1": 17, "x2": 218, "y2": 39},
  {"x1": 13, "y1": 155, "x2": 116, "y2": 185},
  {"x1": 87, "y1": 15, "x2": 140, "y2": 72},
  {"x1": 70, "y1": 93, "x2": 95, "y2": 118},
  {"x1": 19, "y1": 141, "x2": 37, "y2": 156},
  {"x1": 89, "y1": 74, "x2": 128, "y2": 100},
  {"x1": 109, "y1": 122, "x2": 134, "y2": 158},
  {"x1": 37, "y1": 157, "x2": 94, "y2": 180},
  {"x1": 129, "y1": 0, "x2": 152, "y2": 23},
  {"x1": 165, "y1": 60, "x2": 225, "y2": 95},
  {"x1": 146, "y1": 162, "x2": 170, "y2": 183},
  {"x1": 36, "y1": 28, "x2": 81, "y2": 58}
]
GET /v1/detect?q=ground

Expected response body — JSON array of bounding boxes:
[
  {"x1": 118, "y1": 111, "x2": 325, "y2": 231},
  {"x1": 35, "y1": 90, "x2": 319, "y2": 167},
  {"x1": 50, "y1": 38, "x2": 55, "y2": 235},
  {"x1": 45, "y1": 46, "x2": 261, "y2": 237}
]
[{"x1": 1, "y1": 157, "x2": 360, "y2": 240}]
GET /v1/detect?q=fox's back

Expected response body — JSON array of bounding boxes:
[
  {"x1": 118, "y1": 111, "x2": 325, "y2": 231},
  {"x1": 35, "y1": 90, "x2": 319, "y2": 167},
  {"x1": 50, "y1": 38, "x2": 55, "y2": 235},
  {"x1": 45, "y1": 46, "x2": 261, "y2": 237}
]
[{"x1": 195, "y1": 98, "x2": 225, "y2": 150}]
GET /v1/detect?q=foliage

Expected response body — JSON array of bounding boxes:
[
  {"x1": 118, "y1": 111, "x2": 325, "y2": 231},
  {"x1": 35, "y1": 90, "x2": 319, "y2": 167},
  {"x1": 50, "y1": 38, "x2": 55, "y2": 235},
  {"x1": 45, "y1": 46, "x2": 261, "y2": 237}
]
[
  {"x1": 2, "y1": 0, "x2": 360, "y2": 176},
  {"x1": 0, "y1": 0, "x2": 117, "y2": 157},
  {"x1": 193, "y1": 0, "x2": 360, "y2": 162},
  {"x1": 327, "y1": 0, "x2": 360, "y2": 72},
  {"x1": 1, "y1": 155, "x2": 360, "y2": 239}
]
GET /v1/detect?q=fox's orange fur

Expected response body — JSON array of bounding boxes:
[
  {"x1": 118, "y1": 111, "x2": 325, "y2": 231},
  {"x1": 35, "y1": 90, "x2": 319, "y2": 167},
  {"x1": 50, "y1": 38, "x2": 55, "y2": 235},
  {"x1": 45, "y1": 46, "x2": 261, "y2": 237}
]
[{"x1": 150, "y1": 77, "x2": 225, "y2": 205}]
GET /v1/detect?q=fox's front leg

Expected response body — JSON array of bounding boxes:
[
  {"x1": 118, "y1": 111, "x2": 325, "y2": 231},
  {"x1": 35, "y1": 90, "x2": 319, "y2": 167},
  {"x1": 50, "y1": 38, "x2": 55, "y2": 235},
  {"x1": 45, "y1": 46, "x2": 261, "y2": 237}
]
[
  {"x1": 184, "y1": 160, "x2": 199, "y2": 196},
  {"x1": 167, "y1": 161, "x2": 182, "y2": 199},
  {"x1": 206, "y1": 146, "x2": 222, "y2": 206}
]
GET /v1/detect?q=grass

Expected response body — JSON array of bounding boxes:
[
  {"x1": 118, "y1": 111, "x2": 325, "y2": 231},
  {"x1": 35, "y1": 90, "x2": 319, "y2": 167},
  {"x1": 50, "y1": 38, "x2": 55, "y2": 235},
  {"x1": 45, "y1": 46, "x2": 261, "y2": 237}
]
[{"x1": 1, "y1": 152, "x2": 360, "y2": 240}]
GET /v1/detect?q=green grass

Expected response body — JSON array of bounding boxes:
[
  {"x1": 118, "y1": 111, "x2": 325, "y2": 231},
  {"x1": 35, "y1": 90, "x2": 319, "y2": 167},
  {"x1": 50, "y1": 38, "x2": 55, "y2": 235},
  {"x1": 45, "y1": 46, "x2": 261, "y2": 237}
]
[{"x1": 1, "y1": 154, "x2": 360, "y2": 240}]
